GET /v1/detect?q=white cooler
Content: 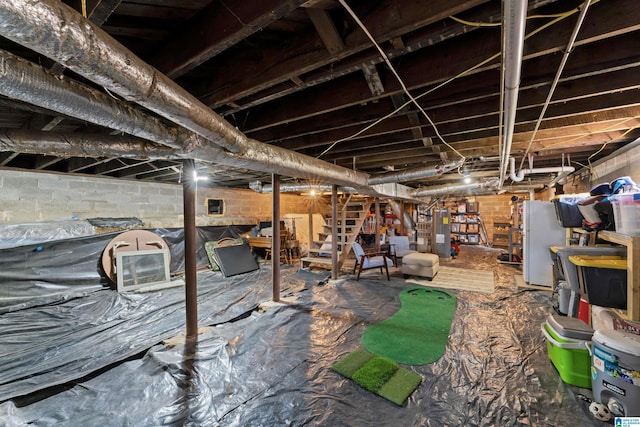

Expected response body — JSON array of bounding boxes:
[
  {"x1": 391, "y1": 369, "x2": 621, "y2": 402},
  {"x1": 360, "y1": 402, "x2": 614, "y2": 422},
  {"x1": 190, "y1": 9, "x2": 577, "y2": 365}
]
[{"x1": 590, "y1": 329, "x2": 640, "y2": 417}]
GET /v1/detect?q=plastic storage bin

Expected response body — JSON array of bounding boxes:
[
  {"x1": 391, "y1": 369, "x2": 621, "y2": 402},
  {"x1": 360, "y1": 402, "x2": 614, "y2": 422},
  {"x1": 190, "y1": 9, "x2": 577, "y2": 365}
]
[
  {"x1": 552, "y1": 194, "x2": 589, "y2": 228},
  {"x1": 554, "y1": 246, "x2": 626, "y2": 316},
  {"x1": 590, "y1": 329, "x2": 640, "y2": 416},
  {"x1": 611, "y1": 192, "x2": 640, "y2": 236},
  {"x1": 568, "y1": 255, "x2": 627, "y2": 309},
  {"x1": 542, "y1": 314, "x2": 594, "y2": 388}
]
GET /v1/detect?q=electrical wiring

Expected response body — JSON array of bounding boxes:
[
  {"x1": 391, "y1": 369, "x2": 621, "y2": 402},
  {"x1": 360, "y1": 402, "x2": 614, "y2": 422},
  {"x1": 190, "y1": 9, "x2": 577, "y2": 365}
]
[
  {"x1": 320, "y1": 0, "x2": 599, "y2": 171},
  {"x1": 322, "y1": 0, "x2": 465, "y2": 162},
  {"x1": 517, "y1": 0, "x2": 594, "y2": 173},
  {"x1": 449, "y1": 15, "x2": 500, "y2": 27}
]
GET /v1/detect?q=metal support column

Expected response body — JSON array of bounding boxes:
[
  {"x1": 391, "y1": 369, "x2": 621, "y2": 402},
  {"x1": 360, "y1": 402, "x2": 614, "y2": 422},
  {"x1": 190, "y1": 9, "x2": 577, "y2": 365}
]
[
  {"x1": 182, "y1": 159, "x2": 198, "y2": 339},
  {"x1": 331, "y1": 185, "x2": 338, "y2": 280},
  {"x1": 272, "y1": 174, "x2": 281, "y2": 302}
]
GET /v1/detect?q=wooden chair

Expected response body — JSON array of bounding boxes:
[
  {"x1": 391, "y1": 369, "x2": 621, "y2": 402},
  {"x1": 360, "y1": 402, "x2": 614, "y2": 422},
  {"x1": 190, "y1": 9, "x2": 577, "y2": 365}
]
[
  {"x1": 351, "y1": 242, "x2": 392, "y2": 281},
  {"x1": 265, "y1": 230, "x2": 290, "y2": 264}
]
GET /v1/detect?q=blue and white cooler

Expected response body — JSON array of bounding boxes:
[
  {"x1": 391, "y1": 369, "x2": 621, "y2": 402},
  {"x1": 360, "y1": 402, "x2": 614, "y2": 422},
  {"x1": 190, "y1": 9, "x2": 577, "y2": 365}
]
[{"x1": 590, "y1": 329, "x2": 640, "y2": 417}]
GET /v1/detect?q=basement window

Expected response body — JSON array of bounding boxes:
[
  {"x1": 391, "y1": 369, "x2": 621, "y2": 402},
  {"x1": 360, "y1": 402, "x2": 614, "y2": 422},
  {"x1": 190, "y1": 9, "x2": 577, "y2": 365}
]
[{"x1": 206, "y1": 198, "x2": 225, "y2": 216}]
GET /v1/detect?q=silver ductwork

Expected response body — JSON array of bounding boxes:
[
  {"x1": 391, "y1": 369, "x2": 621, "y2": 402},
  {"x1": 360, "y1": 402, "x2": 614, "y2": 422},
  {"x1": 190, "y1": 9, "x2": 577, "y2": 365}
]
[
  {"x1": 0, "y1": 48, "x2": 370, "y2": 189},
  {"x1": 412, "y1": 178, "x2": 500, "y2": 197},
  {"x1": 0, "y1": 128, "x2": 178, "y2": 159},
  {"x1": 250, "y1": 182, "x2": 334, "y2": 193},
  {"x1": 0, "y1": 50, "x2": 183, "y2": 149},
  {"x1": 0, "y1": 0, "x2": 371, "y2": 190},
  {"x1": 386, "y1": 199, "x2": 416, "y2": 234},
  {"x1": 367, "y1": 160, "x2": 463, "y2": 185}
]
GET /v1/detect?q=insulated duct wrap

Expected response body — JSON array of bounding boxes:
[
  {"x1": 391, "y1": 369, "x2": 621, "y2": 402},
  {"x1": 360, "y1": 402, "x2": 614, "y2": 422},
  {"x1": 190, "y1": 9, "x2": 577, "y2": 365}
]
[
  {"x1": 412, "y1": 178, "x2": 499, "y2": 197},
  {"x1": 0, "y1": 129, "x2": 178, "y2": 160},
  {"x1": 367, "y1": 160, "x2": 463, "y2": 185},
  {"x1": 386, "y1": 199, "x2": 415, "y2": 233},
  {"x1": 0, "y1": 50, "x2": 182, "y2": 149},
  {"x1": 0, "y1": 0, "x2": 371, "y2": 190}
]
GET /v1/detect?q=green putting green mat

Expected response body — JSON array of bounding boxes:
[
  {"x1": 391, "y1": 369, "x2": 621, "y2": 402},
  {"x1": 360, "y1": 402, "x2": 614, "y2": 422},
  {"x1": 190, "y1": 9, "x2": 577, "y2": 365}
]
[
  {"x1": 361, "y1": 287, "x2": 456, "y2": 365},
  {"x1": 331, "y1": 349, "x2": 422, "y2": 406}
]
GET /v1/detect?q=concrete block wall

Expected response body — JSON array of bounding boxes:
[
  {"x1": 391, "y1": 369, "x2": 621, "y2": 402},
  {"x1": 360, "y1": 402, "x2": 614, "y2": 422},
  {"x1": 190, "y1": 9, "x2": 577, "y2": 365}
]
[{"x1": 0, "y1": 169, "x2": 326, "y2": 229}]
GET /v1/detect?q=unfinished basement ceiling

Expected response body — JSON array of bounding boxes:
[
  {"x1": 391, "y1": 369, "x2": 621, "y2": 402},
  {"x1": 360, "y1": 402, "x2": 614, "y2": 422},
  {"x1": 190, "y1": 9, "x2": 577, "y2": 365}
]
[{"x1": 0, "y1": 0, "x2": 638, "y2": 190}]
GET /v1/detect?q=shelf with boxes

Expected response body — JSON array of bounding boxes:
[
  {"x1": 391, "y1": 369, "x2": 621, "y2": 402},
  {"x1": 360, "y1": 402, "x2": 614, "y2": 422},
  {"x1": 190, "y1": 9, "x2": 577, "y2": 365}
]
[
  {"x1": 492, "y1": 221, "x2": 511, "y2": 247},
  {"x1": 451, "y1": 211, "x2": 481, "y2": 245}
]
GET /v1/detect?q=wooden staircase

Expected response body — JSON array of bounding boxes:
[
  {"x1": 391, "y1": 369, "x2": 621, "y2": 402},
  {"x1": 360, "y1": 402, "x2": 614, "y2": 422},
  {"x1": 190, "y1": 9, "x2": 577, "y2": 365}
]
[{"x1": 301, "y1": 195, "x2": 373, "y2": 271}]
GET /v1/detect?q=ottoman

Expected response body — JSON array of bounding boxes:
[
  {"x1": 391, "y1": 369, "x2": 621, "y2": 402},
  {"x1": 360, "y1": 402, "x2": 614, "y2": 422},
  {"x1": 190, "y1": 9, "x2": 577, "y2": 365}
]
[{"x1": 402, "y1": 252, "x2": 439, "y2": 280}]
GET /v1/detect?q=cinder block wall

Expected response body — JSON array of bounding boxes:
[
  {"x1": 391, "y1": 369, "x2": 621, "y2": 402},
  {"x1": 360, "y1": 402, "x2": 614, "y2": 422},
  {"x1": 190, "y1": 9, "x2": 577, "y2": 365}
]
[{"x1": 0, "y1": 169, "x2": 326, "y2": 228}]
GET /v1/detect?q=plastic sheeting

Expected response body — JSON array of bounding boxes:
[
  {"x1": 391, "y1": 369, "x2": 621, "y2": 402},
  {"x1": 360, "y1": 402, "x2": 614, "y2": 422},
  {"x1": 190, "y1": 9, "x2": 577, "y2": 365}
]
[
  {"x1": 0, "y1": 219, "x2": 95, "y2": 249},
  {"x1": 0, "y1": 245, "x2": 608, "y2": 426},
  {"x1": 0, "y1": 225, "x2": 253, "y2": 312}
]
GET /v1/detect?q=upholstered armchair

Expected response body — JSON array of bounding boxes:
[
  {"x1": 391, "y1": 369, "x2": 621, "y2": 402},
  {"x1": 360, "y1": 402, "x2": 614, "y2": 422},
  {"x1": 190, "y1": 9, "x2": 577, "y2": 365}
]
[{"x1": 351, "y1": 242, "x2": 393, "y2": 281}]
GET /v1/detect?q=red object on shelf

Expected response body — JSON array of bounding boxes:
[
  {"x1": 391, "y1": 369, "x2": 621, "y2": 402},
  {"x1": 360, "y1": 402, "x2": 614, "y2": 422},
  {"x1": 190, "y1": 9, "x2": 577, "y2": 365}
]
[{"x1": 578, "y1": 297, "x2": 590, "y2": 324}]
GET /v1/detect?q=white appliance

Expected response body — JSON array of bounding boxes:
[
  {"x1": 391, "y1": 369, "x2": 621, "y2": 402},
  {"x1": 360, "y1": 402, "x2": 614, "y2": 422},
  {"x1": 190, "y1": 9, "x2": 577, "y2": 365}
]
[{"x1": 523, "y1": 200, "x2": 567, "y2": 287}]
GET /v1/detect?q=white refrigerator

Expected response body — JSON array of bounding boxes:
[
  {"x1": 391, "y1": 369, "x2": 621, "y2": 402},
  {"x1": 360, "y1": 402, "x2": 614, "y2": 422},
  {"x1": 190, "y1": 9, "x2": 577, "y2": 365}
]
[{"x1": 522, "y1": 200, "x2": 567, "y2": 287}]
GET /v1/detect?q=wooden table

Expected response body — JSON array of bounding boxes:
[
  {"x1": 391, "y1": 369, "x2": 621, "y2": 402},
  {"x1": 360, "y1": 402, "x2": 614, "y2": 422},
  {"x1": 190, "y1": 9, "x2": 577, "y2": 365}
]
[
  {"x1": 249, "y1": 237, "x2": 271, "y2": 249},
  {"x1": 249, "y1": 237, "x2": 299, "y2": 263}
]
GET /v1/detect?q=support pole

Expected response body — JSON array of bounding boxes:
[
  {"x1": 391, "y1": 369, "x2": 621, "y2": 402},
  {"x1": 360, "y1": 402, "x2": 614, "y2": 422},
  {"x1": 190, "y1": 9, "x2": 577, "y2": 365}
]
[
  {"x1": 308, "y1": 202, "x2": 314, "y2": 257},
  {"x1": 272, "y1": 174, "x2": 281, "y2": 302},
  {"x1": 331, "y1": 185, "x2": 338, "y2": 280},
  {"x1": 375, "y1": 198, "x2": 381, "y2": 250},
  {"x1": 182, "y1": 159, "x2": 198, "y2": 339}
]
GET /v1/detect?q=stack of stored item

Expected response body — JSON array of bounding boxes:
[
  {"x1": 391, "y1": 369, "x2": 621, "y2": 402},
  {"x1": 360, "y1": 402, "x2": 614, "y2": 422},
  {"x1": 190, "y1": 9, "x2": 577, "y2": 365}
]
[
  {"x1": 553, "y1": 246, "x2": 626, "y2": 317},
  {"x1": 590, "y1": 327, "x2": 640, "y2": 417},
  {"x1": 577, "y1": 176, "x2": 640, "y2": 232},
  {"x1": 542, "y1": 312, "x2": 640, "y2": 418},
  {"x1": 569, "y1": 255, "x2": 627, "y2": 310},
  {"x1": 542, "y1": 314, "x2": 594, "y2": 389}
]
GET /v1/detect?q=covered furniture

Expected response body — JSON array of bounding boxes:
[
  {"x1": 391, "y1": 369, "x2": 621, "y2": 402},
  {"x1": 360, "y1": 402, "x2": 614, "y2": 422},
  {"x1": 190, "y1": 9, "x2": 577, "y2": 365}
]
[
  {"x1": 388, "y1": 235, "x2": 417, "y2": 266},
  {"x1": 351, "y1": 242, "x2": 393, "y2": 281},
  {"x1": 402, "y1": 252, "x2": 439, "y2": 280}
]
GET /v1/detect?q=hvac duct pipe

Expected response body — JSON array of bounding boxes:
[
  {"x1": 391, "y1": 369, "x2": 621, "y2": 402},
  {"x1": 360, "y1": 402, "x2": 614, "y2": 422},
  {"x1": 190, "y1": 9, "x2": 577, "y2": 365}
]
[
  {"x1": 387, "y1": 199, "x2": 415, "y2": 236},
  {"x1": 412, "y1": 178, "x2": 500, "y2": 197},
  {"x1": 509, "y1": 157, "x2": 574, "y2": 182},
  {"x1": 0, "y1": 50, "x2": 371, "y2": 190},
  {"x1": 0, "y1": 50, "x2": 183, "y2": 149},
  {"x1": 498, "y1": 0, "x2": 527, "y2": 189},
  {"x1": 0, "y1": 0, "x2": 243, "y2": 153},
  {"x1": 0, "y1": 1, "x2": 371, "y2": 190},
  {"x1": 0, "y1": 129, "x2": 178, "y2": 160},
  {"x1": 367, "y1": 160, "x2": 463, "y2": 185}
]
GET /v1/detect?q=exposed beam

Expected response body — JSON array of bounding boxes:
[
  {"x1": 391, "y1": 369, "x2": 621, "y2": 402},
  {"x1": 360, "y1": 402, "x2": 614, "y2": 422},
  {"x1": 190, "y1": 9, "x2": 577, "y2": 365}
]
[
  {"x1": 306, "y1": 8, "x2": 344, "y2": 55},
  {"x1": 198, "y1": 0, "x2": 490, "y2": 107},
  {"x1": 149, "y1": 0, "x2": 307, "y2": 78}
]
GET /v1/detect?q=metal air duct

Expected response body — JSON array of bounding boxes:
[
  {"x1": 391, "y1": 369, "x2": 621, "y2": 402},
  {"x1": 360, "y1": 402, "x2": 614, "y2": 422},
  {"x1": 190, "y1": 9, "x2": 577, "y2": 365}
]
[
  {"x1": 367, "y1": 160, "x2": 463, "y2": 185},
  {"x1": 412, "y1": 178, "x2": 500, "y2": 197},
  {"x1": 0, "y1": 49, "x2": 370, "y2": 189},
  {"x1": 386, "y1": 199, "x2": 416, "y2": 235},
  {"x1": 0, "y1": 0, "x2": 370, "y2": 190},
  {"x1": 0, "y1": 128, "x2": 177, "y2": 159}
]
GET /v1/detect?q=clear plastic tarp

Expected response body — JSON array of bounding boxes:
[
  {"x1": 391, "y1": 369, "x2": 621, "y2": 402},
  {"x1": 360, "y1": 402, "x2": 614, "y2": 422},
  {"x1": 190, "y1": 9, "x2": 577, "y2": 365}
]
[
  {"x1": 0, "y1": 239, "x2": 607, "y2": 426},
  {"x1": 0, "y1": 219, "x2": 95, "y2": 249}
]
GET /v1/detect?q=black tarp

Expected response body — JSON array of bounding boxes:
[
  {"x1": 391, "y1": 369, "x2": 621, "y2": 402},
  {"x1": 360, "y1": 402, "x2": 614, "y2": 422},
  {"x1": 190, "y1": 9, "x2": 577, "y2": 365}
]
[
  {"x1": 0, "y1": 236, "x2": 609, "y2": 426},
  {"x1": 0, "y1": 225, "x2": 253, "y2": 312}
]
